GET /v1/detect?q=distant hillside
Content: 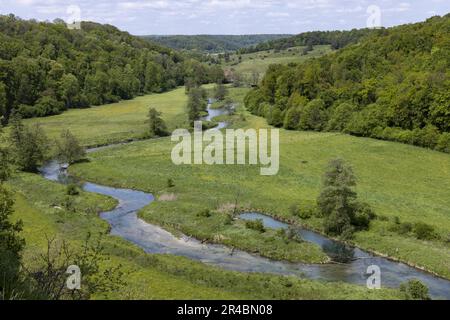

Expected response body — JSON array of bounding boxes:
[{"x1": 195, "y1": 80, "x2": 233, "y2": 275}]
[
  {"x1": 245, "y1": 15, "x2": 450, "y2": 153},
  {"x1": 143, "y1": 35, "x2": 292, "y2": 53},
  {"x1": 239, "y1": 29, "x2": 376, "y2": 53},
  {"x1": 0, "y1": 15, "x2": 224, "y2": 120}
]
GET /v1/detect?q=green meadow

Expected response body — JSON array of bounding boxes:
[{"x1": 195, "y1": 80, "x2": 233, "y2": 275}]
[
  {"x1": 63, "y1": 88, "x2": 450, "y2": 280},
  {"x1": 8, "y1": 173, "x2": 402, "y2": 300},
  {"x1": 224, "y1": 45, "x2": 332, "y2": 77},
  {"x1": 23, "y1": 87, "x2": 190, "y2": 147}
]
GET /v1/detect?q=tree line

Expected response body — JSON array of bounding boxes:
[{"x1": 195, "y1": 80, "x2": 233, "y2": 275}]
[
  {"x1": 0, "y1": 15, "x2": 224, "y2": 122},
  {"x1": 238, "y1": 28, "x2": 376, "y2": 54},
  {"x1": 244, "y1": 15, "x2": 450, "y2": 153},
  {"x1": 144, "y1": 34, "x2": 291, "y2": 53}
]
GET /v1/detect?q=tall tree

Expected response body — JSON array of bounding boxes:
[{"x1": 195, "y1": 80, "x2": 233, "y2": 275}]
[
  {"x1": 56, "y1": 130, "x2": 86, "y2": 164},
  {"x1": 187, "y1": 87, "x2": 207, "y2": 126},
  {"x1": 9, "y1": 114, "x2": 49, "y2": 172},
  {"x1": 147, "y1": 108, "x2": 168, "y2": 137},
  {"x1": 317, "y1": 159, "x2": 358, "y2": 238}
]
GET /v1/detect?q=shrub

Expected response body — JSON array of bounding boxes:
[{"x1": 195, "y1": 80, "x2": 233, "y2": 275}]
[
  {"x1": 352, "y1": 202, "x2": 376, "y2": 230},
  {"x1": 66, "y1": 184, "x2": 80, "y2": 196},
  {"x1": 436, "y1": 133, "x2": 450, "y2": 153},
  {"x1": 389, "y1": 222, "x2": 413, "y2": 235},
  {"x1": 197, "y1": 209, "x2": 211, "y2": 218},
  {"x1": 413, "y1": 222, "x2": 436, "y2": 240},
  {"x1": 327, "y1": 102, "x2": 358, "y2": 132},
  {"x1": 245, "y1": 219, "x2": 266, "y2": 233},
  {"x1": 289, "y1": 204, "x2": 300, "y2": 216},
  {"x1": 400, "y1": 279, "x2": 430, "y2": 300},
  {"x1": 167, "y1": 178, "x2": 175, "y2": 188}
]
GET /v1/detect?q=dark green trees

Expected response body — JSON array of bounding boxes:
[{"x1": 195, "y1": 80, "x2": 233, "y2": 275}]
[
  {"x1": 244, "y1": 15, "x2": 450, "y2": 153},
  {"x1": 147, "y1": 108, "x2": 168, "y2": 137},
  {"x1": 317, "y1": 159, "x2": 375, "y2": 238},
  {"x1": 0, "y1": 15, "x2": 224, "y2": 121},
  {"x1": 187, "y1": 87, "x2": 207, "y2": 126},
  {"x1": 400, "y1": 279, "x2": 431, "y2": 300},
  {"x1": 0, "y1": 185, "x2": 25, "y2": 300},
  {"x1": 9, "y1": 114, "x2": 49, "y2": 172},
  {"x1": 214, "y1": 83, "x2": 228, "y2": 101}
]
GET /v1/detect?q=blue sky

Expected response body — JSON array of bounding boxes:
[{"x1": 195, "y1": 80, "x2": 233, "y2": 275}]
[{"x1": 1, "y1": 0, "x2": 449, "y2": 35}]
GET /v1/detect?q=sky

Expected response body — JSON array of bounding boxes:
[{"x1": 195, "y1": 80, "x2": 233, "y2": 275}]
[{"x1": 0, "y1": 0, "x2": 449, "y2": 35}]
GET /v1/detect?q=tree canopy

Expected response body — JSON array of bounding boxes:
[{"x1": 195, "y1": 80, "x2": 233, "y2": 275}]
[
  {"x1": 245, "y1": 15, "x2": 450, "y2": 153},
  {"x1": 0, "y1": 15, "x2": 224, "y2": 121}
]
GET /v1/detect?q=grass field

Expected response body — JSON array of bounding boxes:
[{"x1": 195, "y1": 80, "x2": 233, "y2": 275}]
[
  {"x1": 224, "y1": 45, "x2": 332, "y2": 78},
  {"x1": 67, "y1": 87, "x2": 450, "y2": 280},
  {"x1": 8, "y1": 173, "x2": 402, "y2": 300},
  {"x1": 23, "y1": 87, "x2": 190, "y2": 147}
]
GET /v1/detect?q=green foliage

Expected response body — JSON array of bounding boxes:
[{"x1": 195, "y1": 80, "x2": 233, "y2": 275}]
[
  {"x1": 26, "y1": 234, "x2": 126, "y2": 300},
  {"x1": 245, "y1": 219, "x2": 266, "y2": 233},
  {"x1": 0, "y1": 15, "x2": 223, "y2": 120},
  {"x1": 56, "y1": 130, "x2": 86, "y2": 164},
  {"x1": 240, "y1": 29, "x2": 375, "y2": 54},
  {"x1": 0, "y1": 185, "x2": 25, "y2": 299},
  {"x1": 400, "y1": 279, "x2": 431, "y2": 300},
  {"x1": 298, "y1": 99, "x2": 328, "y2": 131},
  {"x1": 66, "y1": 184, "x2": 80, "y2": 196},
  {"x1": 187, "y1": 87, "x2": 207, "y2": 126},
  {"x1": 413, "y1": 222, "x2": 436, "y2": 241},
  {"x1": 9, "y1": 114, "x2": 49, "y2": 172},
  {"x1": 214, "y1": 83, "x2": 228, "y2": 101},
  {"x1": 245, "y1": 15, "x2": 450, "y2": 152},
  {"x1": 317, "y1": 159, "x2": 375, "y2": 238},
  {"x1": 147, "y1": 108, "x2": 168, "y2": 137},
  {"x1": 197, "y1": 209, "x2": 212, "y2": 218},
  {"x1": 0, "y1": 146, "x2": 11, "y2": 184},
  {"x1": 145, "y1": 34, "x2": 291, "y2": 53},
  {"x1": 167, "y1": 178, "x2": 175, "y2": 188}
]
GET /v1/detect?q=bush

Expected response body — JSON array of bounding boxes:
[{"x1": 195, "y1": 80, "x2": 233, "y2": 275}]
[
  {"x1": 197, "y1": 209, "x2": 211, "y2": 218},
  {"x1": 66, "y1": 184, "x2": 80, "y2": 196},
  {"x1": 413, "y1": 222, "x2": 436, "y2": 240},
  {"x1": 167, "y1": 178, "x2": 175, "y2": 188},
  {"x1": 352, "y1": 202, "x2": 376, "y2": 230},
  {"x1": 327, "y1": 102, "x2": 358, "y2": 132},
  {"x1": 400, "y1": 279, "x2": 430, "y2": 300},
  {"x1": 389, "y1": 222, "x2": 413, "y2": 235},
  {"x1": 245, "y1": 219, "x2": 266, "y2": 233},
  {"x1": 436, "y1": 133, "x2": 450, "y2": 153},
  {"x1": 289, "y1": 204, "x2": 300, "y2": 216}
]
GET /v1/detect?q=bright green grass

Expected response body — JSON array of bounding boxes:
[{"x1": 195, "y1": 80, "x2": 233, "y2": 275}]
[
  {"x1": 8, "y1": 173, "x2": 402, "y2": 300},
  {"x1": 69, "y1": 92, "x2": 450, "y2": 279},
  {"x1": 224, "y1": 45, "x2": 332, "y2": 77},
  {"x1": 23, "y1": 87, "x2": 190, "y2": 147}
]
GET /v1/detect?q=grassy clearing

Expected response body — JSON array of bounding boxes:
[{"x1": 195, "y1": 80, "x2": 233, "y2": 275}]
[
  {"x1": 8, "y1": 173, "x2": 402, "y2": 300},
  {"x1": 70, "y1": 87, "x2": 450, "y2": 279},
  {"x1": 224, "y1": 45, "x2": 332, "y2": 77},
  {"x1": 23, "y1": 88, "x2": 190, "y2": 147}
]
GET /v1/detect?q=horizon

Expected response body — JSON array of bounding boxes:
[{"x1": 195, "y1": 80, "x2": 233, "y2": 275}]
[{"x1": 0, "y1": 0, "x2": 449, "y2": 35}]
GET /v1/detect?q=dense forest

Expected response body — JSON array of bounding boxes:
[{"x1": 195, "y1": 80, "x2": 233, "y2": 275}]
[
  {"x1": 0, "y1": 15, "x2": 224, "y2": 121},
  {"x1": 245, "y1": 15, "x2": 450, "y2": 152},
  {"x1": 238, "y1": 29, "x2": 376, "y2": 54},
  {"x1": 143, "y1": 34, "x2": 291, "y2": 53}
]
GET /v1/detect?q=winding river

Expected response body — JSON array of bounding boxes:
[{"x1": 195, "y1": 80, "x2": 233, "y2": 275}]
[{"x1": 39, "y1": 104, "x2": 450, "y2": 299}]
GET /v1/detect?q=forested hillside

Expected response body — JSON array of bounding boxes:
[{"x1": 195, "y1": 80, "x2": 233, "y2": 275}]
[
  {"x1": 144, "y1": 34, "x2": 291, "y2": 53},
  {"x1": 239, "y1": 29, "x2": 376, "y2": 53},
  {"x1": 0, "y1": 15, "x2": 224, "y2": 121},
  {"x1": 245, "y1": 15, "x2": 450, "y2": 152}
]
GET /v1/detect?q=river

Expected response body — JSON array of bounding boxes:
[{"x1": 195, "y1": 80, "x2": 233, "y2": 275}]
[{"x1": 39, "y1": 103, "x2": 450, "y2": 299}]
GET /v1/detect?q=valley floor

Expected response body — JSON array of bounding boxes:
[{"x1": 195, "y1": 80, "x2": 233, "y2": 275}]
[{"x1": 10, "y1": 86, "x2": 450, "y2": 299}]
